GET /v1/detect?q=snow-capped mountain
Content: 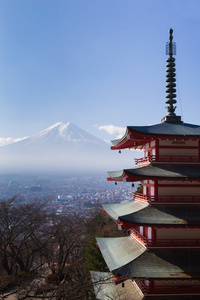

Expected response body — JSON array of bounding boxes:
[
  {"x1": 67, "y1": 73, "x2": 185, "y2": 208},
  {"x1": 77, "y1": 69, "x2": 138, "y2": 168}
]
[
  {"x1": 29, "y1": 122, "x2": 106, "y2": 145},
  {"x1": 0, "y1": 122, "x2": 134, "y2": 173},
  {"x1": 13, "y1": 122, "x2": 107, "y2": 146}
]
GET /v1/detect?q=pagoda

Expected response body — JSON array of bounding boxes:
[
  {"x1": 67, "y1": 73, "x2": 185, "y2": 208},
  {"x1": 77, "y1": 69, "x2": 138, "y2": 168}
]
[{"x1": 94, "y1": 29, "x2": 200, "y2": 299}]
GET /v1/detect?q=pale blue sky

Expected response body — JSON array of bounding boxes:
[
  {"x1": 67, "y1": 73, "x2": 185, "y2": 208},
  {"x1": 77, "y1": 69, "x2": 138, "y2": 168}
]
[{"x1": 0, "y1": 0, "x2": 200, "y2": 141}]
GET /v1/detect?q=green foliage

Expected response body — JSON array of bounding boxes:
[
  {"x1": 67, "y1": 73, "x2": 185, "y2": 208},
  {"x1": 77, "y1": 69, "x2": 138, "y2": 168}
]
[
  {"x1": 0, "y1": 271, "x2": 30, "y2": 293},
  {"x1": 136, "y1": 182, "x2": 143, "y2": 193},
  {"x1": 35, "y1": 283, "x2": 56, "y2": 295},
  {"x1": 0, "y1": 275, "x2": 12, "y2": 292},
  {"x1": 84, "y1": 237, "x2": 107, "y2": 272},
  {"x1": 84, "y1": 211, "x2": 107, "y2": 238},
  {"x1": 45, "y1": 273, "x2": 54, "y2": 284}
]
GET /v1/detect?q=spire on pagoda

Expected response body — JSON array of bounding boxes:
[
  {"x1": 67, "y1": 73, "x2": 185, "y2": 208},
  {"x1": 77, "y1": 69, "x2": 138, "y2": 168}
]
[{"x1": 161, "y1": 28, "x2": 182, "y2": 123}]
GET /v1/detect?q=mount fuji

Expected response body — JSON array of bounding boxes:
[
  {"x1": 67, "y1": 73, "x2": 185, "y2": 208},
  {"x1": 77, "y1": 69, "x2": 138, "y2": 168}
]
[
  {"x1": 21, "y1": 122, "x2": 107, "y2": 146},
  {"x1": 0, "y1": 122, "x2": 134, "y2": 173}
]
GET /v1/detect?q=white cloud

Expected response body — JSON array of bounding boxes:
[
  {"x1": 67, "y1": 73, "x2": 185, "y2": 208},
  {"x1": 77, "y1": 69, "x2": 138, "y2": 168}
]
[
  {"x1": 98, "y1": 125, "x2": 126, "y2": 139},
  {"x1": 0, "y1": 137, "x2": 28, "y2": 147}
]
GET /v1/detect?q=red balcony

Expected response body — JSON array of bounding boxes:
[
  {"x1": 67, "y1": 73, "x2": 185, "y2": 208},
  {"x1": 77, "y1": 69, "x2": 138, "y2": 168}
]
[
  {"x1": 134, "y1": 192, "x2": 200, "y2": 204},
  {"x1": 130, "y1": 228, "x2": 200, "y2": 248},
  {"x1": 135, "y1": 155, "x2": 199, "y2": 166},
  {"x1": 136, "y1": 279, "x2": 200, "y2": 295}
]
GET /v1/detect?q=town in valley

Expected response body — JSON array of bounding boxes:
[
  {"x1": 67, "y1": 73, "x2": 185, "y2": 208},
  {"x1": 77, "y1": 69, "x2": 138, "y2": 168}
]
[{"x1": 0, "y1": 173, "x2": 136, "y2": 216}]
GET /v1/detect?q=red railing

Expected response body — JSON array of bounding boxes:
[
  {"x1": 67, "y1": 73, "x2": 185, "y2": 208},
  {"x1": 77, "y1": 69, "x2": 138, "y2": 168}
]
[
  {"x1": 134, "y1": 156, "x2": 151, "y2": 165},
  {"x1": 134, "y1": 192, "x2": 151, "y2": 203},
  {"x1": 130, "y1": 228, "x2": 147, "y2": 246},
  {"x1": 135, "y1": 155, "x2": 199, "y2": 165},
  {"x1": 148, "y1": 239, "x2": 200, "y2": 247},
  {"x1": 134, "y1": 192, "x2": 200, "y2": 204},
  {"x1": 130, "y1": 228, "x2": 200, "y2": 248},
  {"x1": 136, "y1": 279, "x2": 200, "y2": 294}
]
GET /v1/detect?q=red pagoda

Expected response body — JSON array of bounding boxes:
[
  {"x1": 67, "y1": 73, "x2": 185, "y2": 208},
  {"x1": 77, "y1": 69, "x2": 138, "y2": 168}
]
[{"x1": 93, "y1": 29, "x2": 200, "y2": 299}]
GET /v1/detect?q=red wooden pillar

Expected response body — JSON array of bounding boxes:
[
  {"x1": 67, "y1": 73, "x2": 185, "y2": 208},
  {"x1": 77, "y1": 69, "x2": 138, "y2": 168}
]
[
  {"x1": 154, "y1": 179, "x2": 158, "y2": 203},
  {"x1": 152, "y1": 227, "x2": 156, "y2": 242},
  {"x1": 155, "y1": 139, "x2": 159, "y2": 161},
  {"x1": 198, "y1": 139, "x2": 200, "y2": 162}
]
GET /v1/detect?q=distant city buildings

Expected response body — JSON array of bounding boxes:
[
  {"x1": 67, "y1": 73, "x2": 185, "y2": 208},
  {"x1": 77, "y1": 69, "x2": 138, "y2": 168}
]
[{"x1": 0, "y1": 174, "x2": 135, "y2": 215}]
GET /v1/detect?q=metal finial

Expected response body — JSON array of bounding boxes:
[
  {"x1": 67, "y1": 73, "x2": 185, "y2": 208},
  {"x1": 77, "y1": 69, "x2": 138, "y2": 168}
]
[
  {"x1": 166, "y1": 28, "x2": 176, "y2": 57},
  {"x1": 165, "y1": 28, "x2": 177, "y2": 116},
  {"x1": 162, "y1": 29, "x2": 181, "y2": 123}
]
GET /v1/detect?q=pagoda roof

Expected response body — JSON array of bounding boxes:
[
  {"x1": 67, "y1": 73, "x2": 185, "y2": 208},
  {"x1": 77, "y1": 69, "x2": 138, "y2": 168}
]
[
  {"x1": 128, "y1": 122, "x2": 200, "y2": 136},
  {"x1": 90, "y1": 271, "x2": 142, "y2": 300},
  {"x1": 108, "y1": 164, "x2": 200, "y2": 182},
  {"x1": 103, "y1": 201, "x2": 148, "y2": 221},
  {"x1": 96, "y1": 236, "x2": 146, "y2": 271},
  {"x1": 103, "y1": 201, "x2": 200, "y2": 225},
  {"x1": 96, "y1": 236, "x2": 200, "y2": 279},
  {"x1": 111, "y1": 122, "x2": 200, "y2": 150}
]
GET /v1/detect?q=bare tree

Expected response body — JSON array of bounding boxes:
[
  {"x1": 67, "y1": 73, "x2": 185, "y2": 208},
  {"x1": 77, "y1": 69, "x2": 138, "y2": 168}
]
[
  {"x1": 0, "y1": 199, "x2": 49, "y2": 276},
  {"x1": 45, "y1": 213, "x2": 85, "y2": 277},
  {"x1": 14, "y1": 212, "x2": 96, "y2": 299},
  {"x1": 0, "y1": 199, "x2": 122, "y2": 299}
]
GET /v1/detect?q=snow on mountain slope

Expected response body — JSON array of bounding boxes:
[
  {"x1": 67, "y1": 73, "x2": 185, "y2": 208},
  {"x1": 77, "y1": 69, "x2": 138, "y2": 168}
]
[{"x1": 18, "y1": 122, "x2": 107, "y2": 146}]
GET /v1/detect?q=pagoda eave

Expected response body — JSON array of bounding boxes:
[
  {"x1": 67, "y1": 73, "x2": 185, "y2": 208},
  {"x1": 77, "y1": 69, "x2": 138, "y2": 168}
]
[
  {"x1": 127, "y1": 123, "x2": 200, "y2": 138},
  {"x1": 111, "y1": 140, "x2": 145, "y2": 151},
  {"x1": 111, "y1": 130, "x2": 152, "y2": 150},
  {"x1": 103, "y1": 202, "x2": 200, "y2": 226},
  {"x1": 107, "y1": 175, "x2": 143, "y2": 182},
  {"x1": 102, "y1": 201, "x2": 148, "y2": 222},
  {"x1": 112, "y1": 266, "x2": 198, "y2": 280},
  {"x1": 108, "y1": 164, "x2": 200, "y2": 182},
  {"x1": 111, "y1": 123, "x2": 200, "y2": 150}
]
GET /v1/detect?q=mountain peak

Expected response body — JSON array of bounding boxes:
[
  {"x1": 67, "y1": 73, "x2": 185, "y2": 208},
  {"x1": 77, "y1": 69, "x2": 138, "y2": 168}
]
[{"x1": 25, "y1": 121, "x2": 105, "y2": 145}]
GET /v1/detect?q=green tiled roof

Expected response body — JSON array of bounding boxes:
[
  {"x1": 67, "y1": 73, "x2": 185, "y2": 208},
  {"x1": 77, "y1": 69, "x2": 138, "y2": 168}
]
[
  {"x1": 111, "y1": 122, "x2": 200, "y2": 146},
  {"x1": 108, "y1": 164, "x2": 200, "y2": 180},
  {"x1": 96, "y1": 236, "x2": 146, "y2": 271},
  {"x1": 127, "y1": 122, "x2": 200, "y2": 136},
  {"x1": 102, "y1": 201, "x2": 148, "y2": 221},
  {"x1": 115, "y1": 249, "x2": 200, "y2": 278},
  {"x1": 103, "y1": 201, "x2": 200, "y2": 225},
  {"x1": 97, "y1": 236, "x2": 200, "y2": 279}
]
